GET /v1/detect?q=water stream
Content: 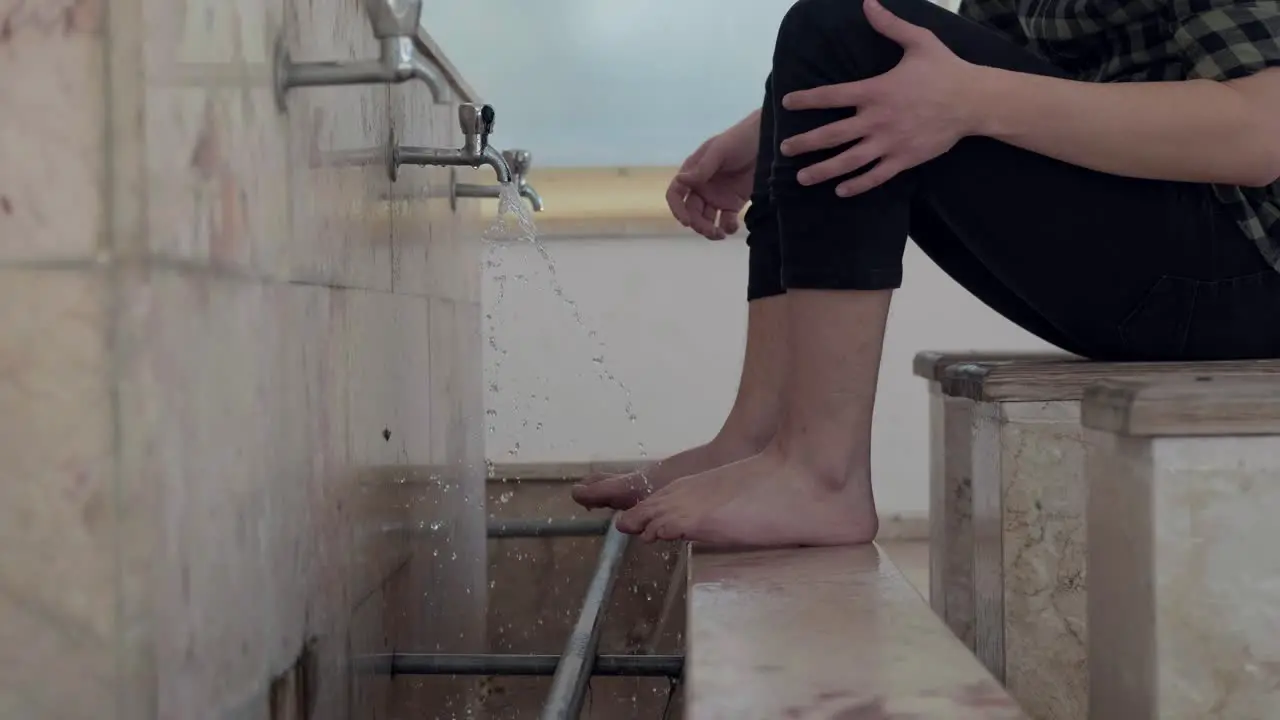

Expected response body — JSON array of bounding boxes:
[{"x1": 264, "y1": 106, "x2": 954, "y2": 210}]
[{"x1": 481, "y1": 184, "x2": 648, "y2": 467}]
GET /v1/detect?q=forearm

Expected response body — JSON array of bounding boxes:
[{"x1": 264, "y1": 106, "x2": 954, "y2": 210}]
[
  {"x1": 970, "y1": 66, "x2": 1280, "y2": 187},
  {"x1": 735, "y1": 108, "x2": 763, "y2": 140}
]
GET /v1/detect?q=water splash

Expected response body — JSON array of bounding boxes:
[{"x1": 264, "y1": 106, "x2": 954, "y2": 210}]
[{"x1": 482, "y1": 183, "x2": 645, "y2": 460}]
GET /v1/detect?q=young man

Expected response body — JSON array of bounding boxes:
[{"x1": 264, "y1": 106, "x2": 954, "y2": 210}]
[{"x1": 574, "y1": 0, "x2": 1280, "y2": 545}]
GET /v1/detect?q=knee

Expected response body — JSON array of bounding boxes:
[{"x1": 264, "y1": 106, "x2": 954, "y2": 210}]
[
  {"x1": 775, "y1": 0, "x2": 871, "y2": 57},
  {"x1": 780, "y1": 0, "x2": 869, "y2": 31},
  {"x1": 773, "y1": 0, "x2": 903, "y2": 83}
]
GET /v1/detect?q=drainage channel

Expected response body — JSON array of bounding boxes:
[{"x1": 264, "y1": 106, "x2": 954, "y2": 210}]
[
  {"x1": 361, "y1": 515, "x2": 673, "y2": 718},
  {"x1": 541, "y1": 522, "x2": 631, "y2": 719}
]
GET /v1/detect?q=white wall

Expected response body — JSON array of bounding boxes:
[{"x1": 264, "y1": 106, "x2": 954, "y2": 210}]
[{"x1": 483, "y1": 236, "x2": 1051, "y2": 515}]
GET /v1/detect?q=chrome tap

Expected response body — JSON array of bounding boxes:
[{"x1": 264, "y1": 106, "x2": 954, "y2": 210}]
[
  {"x1": 454, "y1": 149, "x2": 545, "y2": 211},
  {"x1": 506, "y1": 150, "x2": 546, "y2": 212},
  {"x1": 274, "y1": 0, "x2": 450, "y2": 110},
  {"x1": 392, "y1": 104, "x2": 512, "y2": 183}
]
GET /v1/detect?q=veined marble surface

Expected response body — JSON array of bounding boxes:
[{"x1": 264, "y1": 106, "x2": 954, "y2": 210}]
[{"x1": 687, "y1": 544, "x2": 1025, "y2": 720}]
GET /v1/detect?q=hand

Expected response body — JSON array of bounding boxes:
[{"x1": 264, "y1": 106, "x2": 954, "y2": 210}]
[
  {"x1": 666, "y1": 114, "x2": 759, "y2": 240},
  {"x1": 779, "y1": 0, "x2": 983, "y2": 197}
]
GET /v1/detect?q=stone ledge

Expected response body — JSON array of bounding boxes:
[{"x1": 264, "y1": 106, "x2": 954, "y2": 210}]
[{"x1": 685, "y1": 544, "x2": 1026, "y2": 720}]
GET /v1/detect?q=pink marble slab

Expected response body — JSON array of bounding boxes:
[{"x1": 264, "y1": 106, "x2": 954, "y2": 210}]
[{"x1": 686, "y1": 544, "x2": 1027, "y2": 720}]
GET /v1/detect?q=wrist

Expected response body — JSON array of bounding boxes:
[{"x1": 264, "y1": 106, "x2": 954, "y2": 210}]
[
  {"x1": 734, "y1": 109, "x2": 762, "y2": 140},
  {"x1": 725, "y1": 109, "x2": 763, "y2": 155},
  {"x1": 962, "y1": 65, "x2": 1010, "y2": 138}
]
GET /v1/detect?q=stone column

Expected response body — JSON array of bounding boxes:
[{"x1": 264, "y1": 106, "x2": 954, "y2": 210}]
[
  {"x1": 913, "y1": 351, "x2": 1067, "y2": 650},
  {"x1": 1083, "y1": 378, "x2": 1280, "y2": 720}
]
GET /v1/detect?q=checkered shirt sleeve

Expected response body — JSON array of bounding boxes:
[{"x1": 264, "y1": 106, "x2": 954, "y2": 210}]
[
  {"x1": 956, "y1": 0, "x2": 1030, "y2": 48},
  {"x1": 1173, "y1": 0, "x2": 1280, "y2": 81}
]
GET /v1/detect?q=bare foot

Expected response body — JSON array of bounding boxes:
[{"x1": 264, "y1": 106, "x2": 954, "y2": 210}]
[
  {"x1": 571, "y1": 435, "x2": 765, "y2": 511},
  {"x1": 615, "y1": 449, "x2": 878, "y2": 546}
]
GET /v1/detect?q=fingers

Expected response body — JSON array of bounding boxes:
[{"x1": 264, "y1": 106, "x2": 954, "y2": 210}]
[
  {"x1": 782, "y1": 80, "x2": 871, "y2": 111},
  {"x1": 835, "y1": 156, "x2": 908, "y2": 197},
  {"x1": 780, "y1": 115, "x2": 871, "y2": 158},
  {"x1": 686, "y1": 195, "x2": 727, "y2": 240},
  {"x1": 668, "y1": 180, "x2": 738, "y2": 240},
  {"x1": 666, "y1": 179, "x2": 695, "y2": 227},
  {"x1": 795, "y1": 140, "x2": 886, "y2": 186},
  {"x1": 863, "y1": 0, "x2": 934, "y2": 48}
]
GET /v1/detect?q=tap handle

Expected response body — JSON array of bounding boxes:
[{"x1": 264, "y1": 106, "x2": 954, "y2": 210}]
[
  {"x1": 364, "y1": 0, "x2": 423, "y2": 38},
  {"x1": 458, "y1": 103, "x2": 496, "y2": 144},
  {"x1": 501, "y1": 149, "x2": 532, "y2": 178}
]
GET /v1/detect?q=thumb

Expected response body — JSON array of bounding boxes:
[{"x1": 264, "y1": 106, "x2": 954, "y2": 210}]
[{"x1": 864, "y1": 0, "x2": 928, "y2": 48}]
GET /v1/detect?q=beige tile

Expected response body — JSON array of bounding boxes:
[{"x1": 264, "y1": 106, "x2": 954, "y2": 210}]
[
  {"x1": 428, "y1": 296, "x2": 464, "y2": 466},
  {"x1": 457, "y1": 300, "x2": 487, "y2": 479},
  {"x1": 345, "y1": 288, "x2": 432, "y2": 468},
  {"x1": 1087, "y1": 428, "x2": 1280, "y2": 719},
  {"x1": 0, "y1": 269, "x2": 114, "y2": 636},
  {"x1": 0, "y1": 2, "x2": 106, "y2": 262},
  {"x1": 270, "y1": 0, "x2": 393, "y2": 290},
  {"x1": 0, "y1": 591, "x2": 115, "y2": 719},
  {"x1": 971, "y1": 400, "x2": 1087, "y2": 720},
  {"x1": 259, "y1": 282, "x2": 361, "y2": 665},
  {"x1": 0, "y1": 268, "x2": 116, "y2": 716},
  {"x1": 112, "y1": 271, "x2": 427, "y2": 716},
  {"x1": 113, "y1": 269, "x2": 274, "y2": 715},
  {"x1": 143, "y1": 86, "x2": 289, "y2": 268},
  {"x1": 282, "y1": 89, "x2": 394, "y2": 290},
  {"x1": 687, "y1": 545, "x2": 1025, "y2": 720},
  {"x1": 143, "y1": 0, "x2": 281, "y2": 75}
]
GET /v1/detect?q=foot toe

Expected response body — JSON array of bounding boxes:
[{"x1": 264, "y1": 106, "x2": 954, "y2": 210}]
[
  {"x1": 617, "y1": 497, "x2": 664, "y2": 534},
  {"x1": 573, "y1": 473, "x2": 653, "y2": 511},
  {"x1": 655, "y1": 514, "x2": 690, "y2": 542},
  {"x1": 641, "y1": 512, "x2": 671, "y2": 543}
]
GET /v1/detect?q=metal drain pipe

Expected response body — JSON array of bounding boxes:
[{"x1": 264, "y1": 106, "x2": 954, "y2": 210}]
[
  {"x1": 540, "y1": 522, "x2": 631, "y2": 720},
  {"x1": 363, "y1": 653, "x2": 682, "y2": 677},
  {"x1": 487, "y1": 517, "x2": 612, "y2": 538}
]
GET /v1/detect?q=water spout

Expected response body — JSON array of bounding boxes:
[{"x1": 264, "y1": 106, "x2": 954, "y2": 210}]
[
  {"x1": 519, "y1": 183, "x2": 545, "y2": 212},
  {"x1": 454, "y1": 148, "x2": 545, "y2": 211},
  {"x1": 391, "y1": 104, "x2": 512, "y2": 183},
  {"x1": 274, "y1": 0, "x2": 450, "y2": 109}
]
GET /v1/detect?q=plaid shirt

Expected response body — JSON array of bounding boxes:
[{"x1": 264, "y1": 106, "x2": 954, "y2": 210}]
[{"x1": 959, "y1": 0, "x2": 1280, "y2": 268}]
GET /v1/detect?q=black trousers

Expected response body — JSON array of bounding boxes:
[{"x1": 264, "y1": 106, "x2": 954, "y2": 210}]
[{"x1": 746, "y1": 0, "x2": 1280, "y2": 361}]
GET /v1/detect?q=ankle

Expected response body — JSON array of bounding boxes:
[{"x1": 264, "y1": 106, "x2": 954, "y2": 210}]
[
  {"x1": 709, "y1": 424, "x2": 775, "y2": 459},
  {"x1": 763, "y1": 435, "x2": 869, "y2": 493}
]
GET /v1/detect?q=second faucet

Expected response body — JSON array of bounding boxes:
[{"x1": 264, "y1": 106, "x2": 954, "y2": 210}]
[{"x1": 455, "y1": 150, "x2": 545, "y2": 212}]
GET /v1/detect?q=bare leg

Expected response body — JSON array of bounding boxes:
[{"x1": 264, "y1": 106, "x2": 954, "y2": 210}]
[
  {"x1": 616, "y1": 289, "x2": 886, "y2": 545},
  {"x1": 572, "y1": 294, "x2": 787, "y2": 510}
]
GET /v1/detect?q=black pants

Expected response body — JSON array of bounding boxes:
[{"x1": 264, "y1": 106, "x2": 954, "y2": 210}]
[{"x1": 746, "y1": 0, "x2": 1280, "y2": 361}]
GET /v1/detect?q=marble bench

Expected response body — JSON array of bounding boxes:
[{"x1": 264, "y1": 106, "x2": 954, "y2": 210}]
[
  {"x1": 685, "y1": 544, "x2": 1027, "y2": 720},
  {"x1": 1083, "y1": 378, "x2": 1280, "y2": 719},
  {"x1": 914, "y1": 351, "x2": 1070, "y2": 649},
  {"x1": 936, "y1": 358, "x2": 1280, "y2": 720}
]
